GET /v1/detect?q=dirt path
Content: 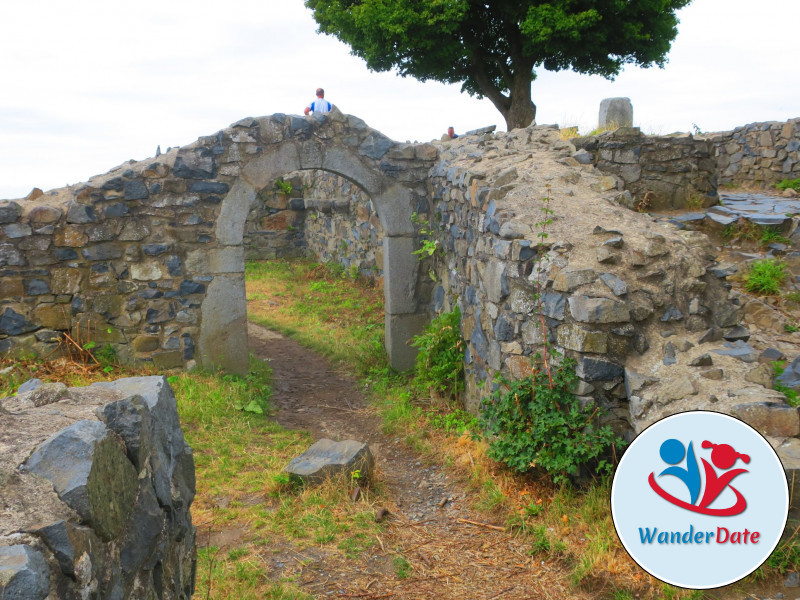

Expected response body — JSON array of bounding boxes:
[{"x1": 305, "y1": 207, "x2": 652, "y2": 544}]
[{"x1": 247, "y1": 322, "x2": 587, "y2": 599}]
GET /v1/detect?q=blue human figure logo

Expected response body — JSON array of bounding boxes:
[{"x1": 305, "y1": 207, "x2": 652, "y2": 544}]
[{"x1": 659, "y1": 438, "x2": 701, "y2": 505}]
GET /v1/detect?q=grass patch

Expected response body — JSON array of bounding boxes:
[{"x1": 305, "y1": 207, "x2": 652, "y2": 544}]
[
  {"x1": 744, "y1": 258, "x2": 787, "y2": 295},
  {"x1": 170, "y1": 357, "x2": 382, "y2": 554},
  {"x1": 392, "y1": 555, "x2": 413, "y2": 579},
  {"x1": 197, "y1": 546, "x2": 313, "y2": 600},
  {"x1": 719, "y1": 221, "x2": 790, "y2": 248},
  {"x1": 245, "y1": 259, "x2": 385, "y2": 375}
]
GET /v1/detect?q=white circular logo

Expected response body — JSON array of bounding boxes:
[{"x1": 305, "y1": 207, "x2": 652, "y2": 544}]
[{"x1": 611, "y1": 411, "x2": 789, "y2": 589}]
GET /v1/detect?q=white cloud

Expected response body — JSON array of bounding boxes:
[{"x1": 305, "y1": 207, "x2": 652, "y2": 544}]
[{"x1": 1, "y1": 0, "x2": 797, "y2": 199}]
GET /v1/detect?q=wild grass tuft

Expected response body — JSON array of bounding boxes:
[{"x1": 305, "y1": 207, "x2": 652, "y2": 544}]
[{"x1": 743, "y1": 258, "x2": 787, "y2": 295}]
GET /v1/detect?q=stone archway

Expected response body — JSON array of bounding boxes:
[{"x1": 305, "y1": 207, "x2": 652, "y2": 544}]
[
  {"x1": 187, "y1": 110, "x2": 436, "y2": 374},
  {"x1": 0, "y1": 110, "x2": 436, "y2": 375}
]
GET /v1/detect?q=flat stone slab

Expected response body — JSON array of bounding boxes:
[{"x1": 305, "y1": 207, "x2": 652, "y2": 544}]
[
  {"x1": 731, "y1": 402, "x2": 800, "y2": 438},
  {"x1": 658, "y1": 192, "x2": 800, "y2": 234},
  {"x1": 713, "y1": 340, "x2": 759, "y2": 363},
  {"x1": 284, "y1": 439, "x2": 374, "y2": 486}
]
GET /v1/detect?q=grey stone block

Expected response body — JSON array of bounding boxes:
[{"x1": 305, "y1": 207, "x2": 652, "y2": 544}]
[
  {"x1": 173, "y1": 149, "x2": 217, "y2": 179},
  {"x1": 599, "y1": 98, "x2": 633, "y2": 128},
  {"x1": 22, "y1": 420, "x2": 138, "y2": 541},
  {"x1": 576, "y1": 356, "x2": 623, "y2": 381},
  {"x1": 568, "y1": 296, "x2": 630, "y2": 323},
  {"x1": 93, "y1": 376, "x2": 196, "y2": 512},
  {"x1": 713, "y1": 340, "x2": 759, "y2": 363},
  {"x1": 482, "y1": 261, "x2": 508, "y2": 303},
  {"x1": 599, "y1": 273, "x2": 627, "y2": 296},
  {"x1": 553, "y1": 268, "x2": 597, "y2": 292},
  {"x1": 359, "y1": 133, "x2": 394, "y2": 160},
  {"x1": 383, "y1": 236, "x2": 418, "y2": 314},
  {"x1": 66, "y1": 202, "x2": 98, "y2": 224},
  {"x1": 0, "y1": 545, "x2": 49, "y2": 600},
  {"x1": 285, "y1": 439, "x2": 374, "y2": 486},
  {"x1": 17, "y1": 378, "x2": 43, "y2": 394},
  {"x1": 0, "y1": 307, "x2": 37, "y2": 336},
  {"x1": 0, "y1": 200, "x2": 22, "y2": 224},
  {"x1": 385, "y1": 312, "x2": 428, "y2": 371},
  {"x1": 732, "y1": 402, "x2": 800, "y2": 437}
]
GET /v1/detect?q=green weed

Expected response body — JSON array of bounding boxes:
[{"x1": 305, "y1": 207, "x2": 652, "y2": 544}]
[
  {"x1": 744, "y1": 258, "x2": 787, "y2": 295},
  {"x1": 410, "y1": 307, "x2": 465, "y2": 402},
  {"x1": 776, "y1": 178, "x2": 800, "y2": 192},
  {"x1": 760, "y1": 227, "x2": 790, "y2": 246},
  {"x1": 393, "y1": 555, "x2": 412, "y2": 579},
  {"x1": 429, "y1": 409, "x2": 478, "y2": 435},
  {"x1": 773, "y1": 361, "x2": 800, "y2": 407},
  {"x1": 480, "y1": 357, "x2": 624, "y2": 484},
  {"x1": 273, "y1": 178, "x2": 293, "y2": 195}
]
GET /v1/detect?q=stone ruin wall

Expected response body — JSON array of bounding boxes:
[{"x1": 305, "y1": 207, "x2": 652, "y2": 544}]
[
  {"x1": 2, "y1": 113, "x2": 800, "y2": 431},
  {"x1": 0, "y1": 111, "x2": 435, "y2": 373},
  {"x1": 572, "y1": 128, "x2": 718, "y2": 211},
  {"x1": 0, "y1": 138, "x2": 250, "y2": 374},
  {"x1": 243, "y1": 170, "x2": 386, "y2": 279},
  {"x1": 0, "y1": 376, "x2": 196, "y2": 600},
  {"x1": 426, "y1": 126, "x2": 740, "y2": 435},
  {"x1": 253, "y1": 119, "x2": 800, "y2": 288},
  {"x1": 701, "y1": 118, "x2": 800, "y2": 188},
  {"x1": 574, "y1": 118, "x2": 800, "y2": 210}
]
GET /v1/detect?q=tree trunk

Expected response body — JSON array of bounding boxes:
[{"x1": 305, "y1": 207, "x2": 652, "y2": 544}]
[
  {"x1": 502, "y1": 96, "x2": 536, "y2": 130},
  {"x1": 476, "y1": 69, "x2": 536, "y2": 131},
  {"x1": 501, "y1": 73, "x2": 536, "y2": 130}
]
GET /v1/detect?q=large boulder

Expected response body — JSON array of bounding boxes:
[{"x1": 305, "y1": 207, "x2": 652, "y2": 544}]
[{"x1": 0, "y1": 376, "x2": 196, "y2": 600}]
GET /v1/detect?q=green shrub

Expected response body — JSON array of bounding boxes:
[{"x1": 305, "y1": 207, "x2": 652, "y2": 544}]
[
  {"x1": 480, "y1": 357, "x2": 623, "y2": 485},
  {"x1": 410, "y1": 307, "x2": 464, "y2": 402},
  {"x1": 744, "y1": 258, "x2": 787, "y2": 295},
  {"x1": 776, "y1": 178, "x2": 800, "y2": 192}
]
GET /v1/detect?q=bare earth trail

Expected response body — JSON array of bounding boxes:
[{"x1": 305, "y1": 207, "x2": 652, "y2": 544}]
[{"x1": 247, "y1": 322, "x2": 588, "y2": 600}]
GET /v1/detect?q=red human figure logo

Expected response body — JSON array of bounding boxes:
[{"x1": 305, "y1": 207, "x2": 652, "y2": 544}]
[{"x1": 697, "y1": 441, "x2": 750, "y2": 512}]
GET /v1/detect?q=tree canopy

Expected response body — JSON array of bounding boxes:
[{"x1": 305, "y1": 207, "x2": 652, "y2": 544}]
[{"x1": 305, "y1": 0, "x2": 692, "y2": 130}]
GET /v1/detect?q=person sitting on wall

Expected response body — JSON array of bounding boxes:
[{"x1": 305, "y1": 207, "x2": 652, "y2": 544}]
[{"x1": 304, "y1": 88, "x2": 332, "y2": 116}]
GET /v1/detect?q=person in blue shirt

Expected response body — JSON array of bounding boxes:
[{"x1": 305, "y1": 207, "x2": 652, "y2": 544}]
[{"x1": 304, "y1": 88, "x2": 332, "y2": 116}]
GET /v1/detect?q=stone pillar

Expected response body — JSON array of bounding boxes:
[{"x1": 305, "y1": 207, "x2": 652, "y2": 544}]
[
  {"x1": 193, "y1": 248, "x2": 249, "y2": 375},
  {"x1": 382, "y1": 235, "x2": 425, "y2": 371},
  {"x1": 599, "y1": 97, "x2": 633, "y2": 129}
]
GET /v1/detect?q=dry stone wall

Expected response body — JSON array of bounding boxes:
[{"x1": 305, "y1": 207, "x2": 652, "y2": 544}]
[
  {"x1": 571, "y1": 128, "x2": 718, "y2": 210},
  {"x1": 0, "y1": 376, "x2": 196, "y2": 600},
  {"x1": 701, "y1": 118, "x2": 800, "y2": 188},
  {"x1": 243, "y1": 170, "x2": 386, "y2": 279},
  {"x1": 428, "y1": 125, "x2": 795, "y2": 442},
  {"x1": 0, "y1": 110, "x2": 436, "y2": 373}
]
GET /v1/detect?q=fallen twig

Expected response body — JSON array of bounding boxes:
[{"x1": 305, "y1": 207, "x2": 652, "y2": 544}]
[
  {"x1": 456, "y1": 518, "x2": 505, "y2": 532},
  {"x1": 316, "y1": 404, "x2": 360, "y2": 413},
  {"x1": 486, "y1": 586, "x2": 515, "y2": 600}
]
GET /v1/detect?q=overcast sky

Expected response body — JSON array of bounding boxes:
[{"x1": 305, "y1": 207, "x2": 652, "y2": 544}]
[{"x1": 1, "y1": 0, "x2": 797, "y2": 200}]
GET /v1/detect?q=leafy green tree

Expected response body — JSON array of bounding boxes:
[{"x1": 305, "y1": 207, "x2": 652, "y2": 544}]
[{"x1": 305, "y1": 0, "x2": 692, "y2": 130}]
